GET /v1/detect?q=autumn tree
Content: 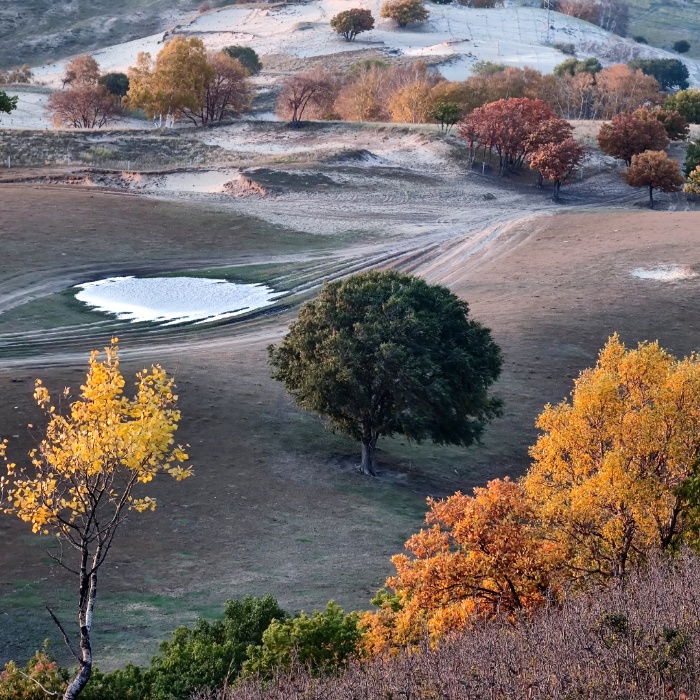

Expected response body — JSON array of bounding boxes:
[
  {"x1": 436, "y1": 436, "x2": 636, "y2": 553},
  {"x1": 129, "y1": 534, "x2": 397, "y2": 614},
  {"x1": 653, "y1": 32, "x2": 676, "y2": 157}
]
[
  {"x1": 633, "y1": 107, "x2": 689, "y2": 142},
  {"x1": 361, "y1": 478, "x2": 559, "y2": 653},
  {"x1": 593, "y1": 65, "x2": 662, "y2": 119},
  {"x1": 268, "y1": 271, "x2": 502, "y2": 476},
  {"x1": 524, "y1": 335, "x2": 700, "y2": 583},
  {"x1": 223, "y1": 46, "x2": 262, "y2": 75},
  {"x1": 187, "y1": 52, "x2": 252, "y2": 125},
  {"x1": 623, "y1": 150, "x2": 684, "y2": 208},
  {"x1": 45, "y1": 84, "x2": 118, "y2": 128},
  {"x1": 530, "y1": 138, "x2": 585, "y2": 201},
  {"x1": 685, "y1": 165, "x2": 700, "y2": 195},
  {"x1": 380, "y1": 0, "x2": 429, "y2": 27},
  {"x1": 330, "y1": 9, "x2": 375, "y2": 41},
  {"x1": 597, "y1": 112, "x2": 669, "y2": 166},
  {"x1": 0, "y1": 90, "x2": 17, "y2": 116},
  {"x1": 126, "y1": 37, "x2": 214, "y2": 126},
  {"x1": 276, "y1": 69, "x2": 338, "y2": 123},
  {"x1": 62, "y1": 55, "x2": 100, "y2": 88},
  {"x1": 388, "y1": 80, "x2": 434, "y2": 123},
  {"x1": 0, "y1": 340, "x2": 191, "y2": 700},
  {"x1": 665, "y1": 88, "x2": 700, "y2": 124},
  {"x1": 458, "y1": 97, "x2": 558, "y2": 173}
]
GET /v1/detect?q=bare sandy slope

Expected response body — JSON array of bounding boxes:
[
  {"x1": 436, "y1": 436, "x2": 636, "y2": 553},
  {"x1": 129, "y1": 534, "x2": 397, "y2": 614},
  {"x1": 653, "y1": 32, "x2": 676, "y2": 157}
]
[{"x1": 0, "y1": 175, "x2": 698, "y2": 668}]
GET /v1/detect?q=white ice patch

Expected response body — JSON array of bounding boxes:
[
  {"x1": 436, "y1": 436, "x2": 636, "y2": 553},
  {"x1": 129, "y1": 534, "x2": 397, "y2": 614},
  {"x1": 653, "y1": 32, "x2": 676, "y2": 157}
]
[
  {"x1": 631, "y1": 266, "x2": 697, "y2": 282},
  {"x1": 74, "y1": 276, "x2": 281, "y2": 324}
]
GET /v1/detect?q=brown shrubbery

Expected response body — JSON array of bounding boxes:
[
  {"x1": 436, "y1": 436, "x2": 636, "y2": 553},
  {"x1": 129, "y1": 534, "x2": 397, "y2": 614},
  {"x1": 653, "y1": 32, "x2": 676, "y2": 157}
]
[
  {"x1": 205, "y1": 551, "x2": 700, "y2": 700},
  {"x1": 276, "y1": 60, "x2": 665, "y2": 126}
]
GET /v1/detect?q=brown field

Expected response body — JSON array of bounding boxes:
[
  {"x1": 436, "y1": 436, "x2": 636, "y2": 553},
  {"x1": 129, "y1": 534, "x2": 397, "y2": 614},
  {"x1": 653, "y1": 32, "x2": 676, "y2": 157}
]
[{"x1": 0, "y1": 170, "x2": 699, "y2": 670}]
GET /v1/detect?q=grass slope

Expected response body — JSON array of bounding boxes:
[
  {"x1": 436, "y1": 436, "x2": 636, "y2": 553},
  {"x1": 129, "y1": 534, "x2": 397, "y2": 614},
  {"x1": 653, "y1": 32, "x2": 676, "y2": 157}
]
[
  {"x1": 619, "y1": 0, "x2": 700, "y2": 56},
  {"x1": 0, "y1": 0, "x2": 200, "y2": 68}
]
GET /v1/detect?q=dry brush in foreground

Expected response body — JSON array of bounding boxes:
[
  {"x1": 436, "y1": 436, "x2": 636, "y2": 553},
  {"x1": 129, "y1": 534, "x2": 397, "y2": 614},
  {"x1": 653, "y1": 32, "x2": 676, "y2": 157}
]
[{"x1": 212, "y1": 551, "x2": 700, "y2": 700}]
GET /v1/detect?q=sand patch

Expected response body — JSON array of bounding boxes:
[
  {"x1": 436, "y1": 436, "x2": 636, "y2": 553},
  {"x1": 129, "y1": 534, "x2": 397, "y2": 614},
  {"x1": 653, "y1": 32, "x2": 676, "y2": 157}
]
[{"x1": 631, "y1": 266, "x2": 697, "y2": 282}]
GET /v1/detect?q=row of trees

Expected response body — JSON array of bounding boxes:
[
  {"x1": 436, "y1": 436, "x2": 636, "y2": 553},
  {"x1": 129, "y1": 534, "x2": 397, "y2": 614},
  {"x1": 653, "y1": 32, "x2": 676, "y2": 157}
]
[
  {"x1": 550, "y1": 0, "x2": 630, "y2": 37},
  {"x1": 45, "y1": 39, "x2": 257, "y2": 129},
  {"x1": 276, "y1": 59, "x2": 696, "y2": 128}
]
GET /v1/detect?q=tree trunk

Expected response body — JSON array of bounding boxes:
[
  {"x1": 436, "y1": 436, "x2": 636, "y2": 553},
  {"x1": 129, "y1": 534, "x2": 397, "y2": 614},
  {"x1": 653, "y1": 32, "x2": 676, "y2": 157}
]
[
  {"x1": 552, "y1": 180, "x2": 561, "y2": 202},
  {"x1": 64, "y1": 553, "x2": 98, "y2": 700},
  {"x1": 649, "y1": 184, "x2": 654, "y2": 209},
  {"x1": 360, "y1": 438, "x2": 377, "y2": 476}
]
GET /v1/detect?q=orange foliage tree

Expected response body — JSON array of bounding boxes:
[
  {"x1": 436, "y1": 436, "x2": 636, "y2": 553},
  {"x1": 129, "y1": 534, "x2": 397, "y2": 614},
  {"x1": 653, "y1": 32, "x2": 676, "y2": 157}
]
[
  {"x1": 623, "y1": 150, "x2": 685, "y2": 208},
  {"x1": 45, "y1": 83, "x2": 118, "y2": 129},
  {"x1": 62, "y1": 55, "x2": 100, "y2": 88},
  {"x1": 633, "y1": 107, "x2": 690, "y2": 142},
  {"x1": 524, "y1": 335, "x2": 700, "y2": 583},
  {"x1": 594, "y1": 65, "x2": 662, "y2": 119},
  {"x1": 529, "y1": 138, "x2": 585, "y2": 201},
  {"x1": 598, "y1": 112, "x2": 669, "y2": 166},
  {"x1": 361, "y1": 478, "x2": 560, "y2": 654}
]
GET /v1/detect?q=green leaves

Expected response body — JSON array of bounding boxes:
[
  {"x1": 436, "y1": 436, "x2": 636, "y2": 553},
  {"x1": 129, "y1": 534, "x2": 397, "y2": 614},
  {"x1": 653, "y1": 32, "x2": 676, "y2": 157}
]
[
  {"x1": 0, "y1": 90, "x2": 17, "y2": 115},
  {"x1": 269, "y1": 271, "x2": 502, "y2": 465}
]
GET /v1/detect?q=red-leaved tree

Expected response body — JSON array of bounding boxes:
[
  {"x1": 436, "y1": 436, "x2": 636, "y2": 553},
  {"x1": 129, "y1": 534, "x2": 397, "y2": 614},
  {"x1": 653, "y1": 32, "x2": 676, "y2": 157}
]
[
  {"x1": 530, "y1": 138, "x2": 586, "y2": 201},
  {"x1": 623, "y1": 150, "x2": 685, "y2": 208},
  {"x1": 598, "y1": 112, "x2": 669, "y2": 166}
]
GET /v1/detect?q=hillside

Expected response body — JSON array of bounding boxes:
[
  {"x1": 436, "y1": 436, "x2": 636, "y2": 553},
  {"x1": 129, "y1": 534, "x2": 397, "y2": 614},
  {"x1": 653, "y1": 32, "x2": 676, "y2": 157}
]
[
  {"x1": 0, "y1": 0, "x2": 200, "y2": 68},
  {"x1": 621, "y1": 0, "x2": 700, "y2": 57}
]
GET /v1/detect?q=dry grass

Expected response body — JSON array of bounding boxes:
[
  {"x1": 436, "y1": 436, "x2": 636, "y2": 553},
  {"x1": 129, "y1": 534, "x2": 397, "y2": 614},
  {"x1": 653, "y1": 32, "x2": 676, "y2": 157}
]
[{"x1": 215, "y1": 551, "x2": 700, "y2": 700}]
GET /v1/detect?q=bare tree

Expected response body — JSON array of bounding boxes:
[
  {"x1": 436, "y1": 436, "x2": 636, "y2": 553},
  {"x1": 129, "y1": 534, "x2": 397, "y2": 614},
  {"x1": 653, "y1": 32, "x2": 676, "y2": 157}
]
[
  {"x1": 276, "y1": 70, "x2": 337, "y2": 123},
  {"x1": 46, "y1": 84, "x2": 118, "y2": 129}
]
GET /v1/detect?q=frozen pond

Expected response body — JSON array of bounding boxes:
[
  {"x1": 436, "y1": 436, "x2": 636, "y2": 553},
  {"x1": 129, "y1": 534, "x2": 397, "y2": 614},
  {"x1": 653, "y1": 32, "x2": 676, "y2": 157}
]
[{"x1": 74, "y1": 276, "x2": 280, "y2": 324}]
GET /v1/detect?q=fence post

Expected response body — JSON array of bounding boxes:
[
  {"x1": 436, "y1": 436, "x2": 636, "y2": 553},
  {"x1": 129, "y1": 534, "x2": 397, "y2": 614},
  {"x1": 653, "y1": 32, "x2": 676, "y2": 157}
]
[{"x1": 7, "y1": 156, "x2": 11, "y2": 168}]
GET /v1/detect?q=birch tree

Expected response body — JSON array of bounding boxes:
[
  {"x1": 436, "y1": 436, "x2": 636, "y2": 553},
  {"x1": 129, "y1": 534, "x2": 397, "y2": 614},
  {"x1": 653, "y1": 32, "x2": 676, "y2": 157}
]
[{"x1": 0, "y1": 340, "x2": 191, "y2": 700}]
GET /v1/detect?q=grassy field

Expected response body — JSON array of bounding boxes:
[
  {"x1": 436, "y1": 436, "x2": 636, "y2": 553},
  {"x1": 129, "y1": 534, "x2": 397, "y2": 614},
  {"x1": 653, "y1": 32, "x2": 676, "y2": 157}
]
[
  {"x1": 620, "y1": 0, "x2": 700, "y2": 55},
  {"x1": 0, "y1": 180, "x2": 699, "y2": 670}
]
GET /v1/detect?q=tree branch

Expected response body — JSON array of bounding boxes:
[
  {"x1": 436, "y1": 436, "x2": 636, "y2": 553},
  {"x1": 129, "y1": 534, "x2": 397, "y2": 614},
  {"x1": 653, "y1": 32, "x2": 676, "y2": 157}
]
[
  {"x1": 46, "y1": 606, "x2": 80, "y2": 663},
  {"x1": 14, "y1": 668, "x2": 63, "y2": 697}
]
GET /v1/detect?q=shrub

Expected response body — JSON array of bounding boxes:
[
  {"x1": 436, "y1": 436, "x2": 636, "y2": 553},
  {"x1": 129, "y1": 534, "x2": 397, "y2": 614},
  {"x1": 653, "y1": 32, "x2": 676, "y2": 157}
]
[
  {"x1": 380, "y1": 0, "x2": 429, "y2": 27},
  {"x1": 222, "y1": 46, "x2": 263, "y2": 75},
  {"x1": 330, "y1": 9, "x2": 375, "y2": 41},
  {"x1": 243, "y1": 602, "x2": 363, "y2": 679},
  {"x1": 219, "y1": 552, "x2": 700, "y2": 700},
  {"x1": 685, "y1": 140, "x2": 700, "y2": 176},
  {"x1": 665, "y1": 88, "x2": 700, "y2": 124},
  {"x1": 553, "y1": 42, "x2": 576, "y2": 56},
  {"x1": 553, "y1": 56, "x2": 602, "y2": 76},
  {"x1": 471, "y1": 60, "x2": 506, "y2": 75},
  {"x1": 0, "y1": 645, "x2": 68, "y2": 700},
  {"x1": 674, "y1": 39, "x2": 691, "y2": 54}
]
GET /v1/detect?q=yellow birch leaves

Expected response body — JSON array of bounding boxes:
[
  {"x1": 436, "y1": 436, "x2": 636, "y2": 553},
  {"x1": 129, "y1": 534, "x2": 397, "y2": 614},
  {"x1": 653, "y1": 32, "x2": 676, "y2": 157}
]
[{"x1": 1, "y1": 339, "x2": 191, "y2": 536}]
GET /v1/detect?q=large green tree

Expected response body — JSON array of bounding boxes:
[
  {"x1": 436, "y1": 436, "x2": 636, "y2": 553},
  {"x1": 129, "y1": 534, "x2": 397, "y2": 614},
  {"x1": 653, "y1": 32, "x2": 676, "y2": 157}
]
[
  {"x1": 0, "y1": 90, "x2": 17, "y2": 115},
  {"x1": 268, "y1": 271, "x2": 502, "y2": 476}
]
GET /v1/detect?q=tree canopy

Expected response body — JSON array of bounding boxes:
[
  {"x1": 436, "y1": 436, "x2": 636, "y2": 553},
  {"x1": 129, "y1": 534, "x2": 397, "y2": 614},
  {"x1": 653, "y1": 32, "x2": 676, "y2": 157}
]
[
  {"x1": 0, "y1": 90, "x2": 17, "y2": 115},
  {"x1": 268, "y1": 271, "x2": 502, "y2": 476},
  {"x1": 222, "y1": 46, "x2": 262, "y2": 75},
  {"x1": 380, "y1": 0, "x2": 429, "y2": 27},
  {"x1": 330, "y1": 9, "x2": 375, "y2": 41},
  {"x1": 628, "y1": 58, "x2": 690, "y2": 92},
  {"x1": 665, "y1": 89, "x2": 700, "y2": 124},
  {"x1": 597, "y1": 113, "x2": 669, "y2": 166},
  {"x1": 623, "y1": 150, "x2": 684, "y2": 207}
]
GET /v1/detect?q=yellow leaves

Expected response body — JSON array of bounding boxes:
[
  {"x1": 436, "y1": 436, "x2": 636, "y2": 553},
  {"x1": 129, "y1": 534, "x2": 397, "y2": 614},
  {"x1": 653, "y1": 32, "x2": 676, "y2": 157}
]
[
  {"x1": 1, "y1": 341, "x2": 192, "y2": 539},
  {"x1": 132, "y1": 497, "x2": 157, "y2": 513},
  {"x1": 524, "y1": 334, "x2": 700, "y2": 580}
]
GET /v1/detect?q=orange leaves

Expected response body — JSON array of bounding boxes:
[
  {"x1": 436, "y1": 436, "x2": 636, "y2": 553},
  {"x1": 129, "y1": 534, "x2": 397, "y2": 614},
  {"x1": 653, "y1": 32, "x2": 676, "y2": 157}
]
[{"x1": 363, "y1": 478, "x2": 559, "y2": 653}]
